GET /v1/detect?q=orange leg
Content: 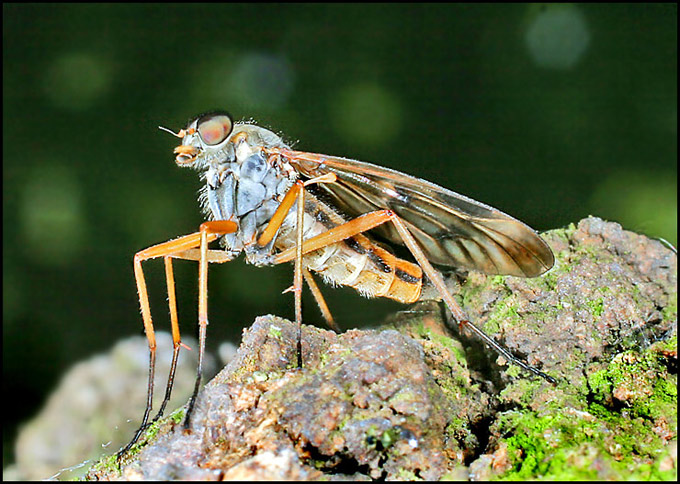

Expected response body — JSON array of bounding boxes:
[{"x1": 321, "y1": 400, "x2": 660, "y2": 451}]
[
  {"x1": 303, "y1": 268, "x2": 338, "y2": 331},
  {"x1": 187, "y1": 221, "x2": 239, "y2": 428},
  {"x1": 258, "y1": 182, "x2": 302, "y2": 247},
  {"x1": 257, "y1": 173, "x2": 336, "y2": 247},
  {"x1": 258, "y1": 179, "x2": 310, "y2": 366},
  {"x1": 294, "y1": 180, "x2": 305, "y2": 366},
  {"x1": 282, "y1": 268, "x2": 338, "y2": 331},
  {"x1": 151, "y1": 256, "x2": 181, "y2": 424},
  {"x1": 118, "y1": 221, "x2": 237, "y2": 457},
  {"x1": 274, "y1": 209, "x2": 556, "y2": 384},
  {"x1": 256, "y1": 173, "x2": 337, "y2": 366}
]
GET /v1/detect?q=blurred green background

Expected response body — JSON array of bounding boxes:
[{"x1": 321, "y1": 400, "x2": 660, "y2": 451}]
[{"x1": 3, "y1": 3, "x2": 676, "y2": 464}]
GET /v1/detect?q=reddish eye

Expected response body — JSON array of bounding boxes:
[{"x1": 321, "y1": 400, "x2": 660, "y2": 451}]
[{"x1": 197, "y1": 114, "x2": 233, "y2": 146}]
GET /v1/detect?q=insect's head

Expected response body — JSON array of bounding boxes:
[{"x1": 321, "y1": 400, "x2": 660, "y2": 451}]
[{"x1": 159, "y1": 111, "x2": 235, "y2": 168}]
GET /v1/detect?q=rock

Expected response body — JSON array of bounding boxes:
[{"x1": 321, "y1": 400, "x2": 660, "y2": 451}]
[
  {"x1": 100, "y1": 316, "x2": 461, "y2": 480},
  {"x1": 8, "y1": 333, "x2": 216, "y2": 481}
]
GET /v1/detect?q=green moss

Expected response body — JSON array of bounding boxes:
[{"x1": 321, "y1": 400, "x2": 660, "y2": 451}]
[
  {"x1": 652, "y1": 335, "x2": 677, "y2": 355},
  {"x1": 497, "y1": 412, "x2": 564, "y2": 479},
  {"x1": 85, "y1": 452, "x2": 122, "y2": 479},
  {"x1": 661, "y1": 292, "x2": 677, "y2": 323},
  {"x1": 504, "y1": 363, "x2": 522, "y2": 379},
  {"x1": 484, "y1": 296, "x2": 522, "y2": 335},
  {"x1": 127, "y1": 420, "x2": 161, "y2": 455},
  {"x1": 168, "y1": 406, "x2": 186, "y2": 424},
  {"x1": 395, "y1": 468, "x2": 420, "y2": 480},
  {"x1": 248, "y1": 370, "x2": 269, "y2": 383},
  {"x1": 268, "y1": 325, "x2": 283, "y2": 339},
  {"x1": 424, "y1": 329, "x2": 467, "y2": 366},
  {"x1": 588, "y1": 348, "x2": 676, "y2": 420},
  {"x1": 379, "y1": 426, "x2": 402, "y2": 450},
  {"x1": 586, "y1": 368, "x2": 612, "y2": 400},
  {"x1": 389, "y1": 389, "x2": 417, "y2": 404},
  {"x1": 84, "y1": 406, "x2": 189, "y2": 478},
  {"x1": 407, "y1": 320, "x2": 472, "y2": 401},
  {"x1": 491, "y1": 275, "x2": 506, "y2": 285},
  {"x1": 571, "y1": 241, "x2": 608, "y2": 264},
  {"x1": 553, "y1": 222, "x2": 577, "y2": 242},
  {"x1": 445, "y1": 414, "x2": 467, "y2": 436},
  {"x1": 460, "y1": 274, "x2": 496, "y2": 310},
  {"x1": 130, "y1": 406, "x2": 189, "y2": 456},
  {"x1": 585, "y1": 297, "x2": 605, "y2": 318},
  {"x1": 538, "y1": 268, "x2": 560, "y2": 292},
  {"x1": 499, "y1": 378, "x2": 546, "y2": 408},
  {"x1": 495, "y1": 343, "x2": 676, "y2": 480},
  {"x1": 497, "y1": 405, "x2": 672, "y2": 480},
  {"x1": 317, "y1": 350, "x2": 330, "y2": 368}
]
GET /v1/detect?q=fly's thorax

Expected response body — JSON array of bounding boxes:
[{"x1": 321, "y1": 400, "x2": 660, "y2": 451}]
[{"x1": 196, "y1": 123, "x2": 297, "y2": 258}]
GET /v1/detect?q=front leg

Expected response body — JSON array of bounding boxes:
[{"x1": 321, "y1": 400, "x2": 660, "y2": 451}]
[{"x1": 119, "y1": 221, "x2": 237, "y2": 457}]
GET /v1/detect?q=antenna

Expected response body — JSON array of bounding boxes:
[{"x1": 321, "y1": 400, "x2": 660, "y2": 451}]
[{"x1": 158, "y1": 126, "x2": 185, "y2": 138}]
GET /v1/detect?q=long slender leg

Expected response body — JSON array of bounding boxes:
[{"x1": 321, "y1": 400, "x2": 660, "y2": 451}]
[
  {"x1": 272, "y1": 209, "x2": 555, "y2": 383},
  {"x1": 151, "y1": 256, "x2": 196, "y2": 423},
  {"x1": 155, "y1": 247, "x2": 236, "y2": 427},
  {"x1": 302, "y1": 268, "x2": 339, "y2": 331},
  {"x1": 255, "y1": 174, "x2": 337, "y2": 366},
  {"x1": 282, "y1": 269, "x2": 338, "y2": 330},
  {"x1": 184, "y1": 220, "x2": 239, "y2": 429},
  {"x1": 150, "y1": 256, "x2": 182, "y2": 423},
  {"x1": 294, "y1": 182, "x2": 305, "y2": 367},
  {"x1": 258, "y1": 173, "x2": 336, "y2": 247},
  {"x1": 273, "y1": 210, "x2": 395, "y2": 264},
  {"x1": 387, "y1": 214, "x2": 556, "y2": 384},
  {"x1": 118, "y1": 224, "x2": 237, "y2": 457},
  {"x1": 118, "y1": 232, "x2": 219, "y2": 457},
  {"x1": 258, "y1": 182, "x2": 301, "y2": 247}
]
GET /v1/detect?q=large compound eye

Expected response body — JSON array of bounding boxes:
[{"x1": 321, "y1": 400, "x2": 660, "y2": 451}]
[{"x1": 197, "y1": 113, "x2": 233, "y2": 146}]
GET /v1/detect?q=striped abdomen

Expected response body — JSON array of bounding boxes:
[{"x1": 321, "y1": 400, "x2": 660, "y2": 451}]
[{"x1": 275, "y1": 193, "x2": 423, "y2": 304}]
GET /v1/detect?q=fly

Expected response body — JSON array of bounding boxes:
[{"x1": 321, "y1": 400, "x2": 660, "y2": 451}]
[{"x1": 118, "y1": 110, "x2": 555, "y2": 456}]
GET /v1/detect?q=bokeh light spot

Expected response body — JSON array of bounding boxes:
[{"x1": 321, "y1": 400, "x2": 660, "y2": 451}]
[
  {"x1": 43, "y1": 51, "x2": 113, "y2": 111},
  {"x1": 19, "y1": 162, "x2": 87, "y2": 266},
  {"x1": 525, "y1": 5, "x2": 590, "y2": 70},
  {"x1": 330, "y1": 82, "x2": 403, "y2": 147},
  {"x1": 589, "y1": 171, "x2": 677, "y2": 245},
  {"x1": 194, "y1": 51, "x2": 294, "y2": 113}
]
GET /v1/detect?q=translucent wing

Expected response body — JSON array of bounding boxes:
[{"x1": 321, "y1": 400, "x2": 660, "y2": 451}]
[{"x1": 268, "y1": 148, "x2": 554, "y2": 277}]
